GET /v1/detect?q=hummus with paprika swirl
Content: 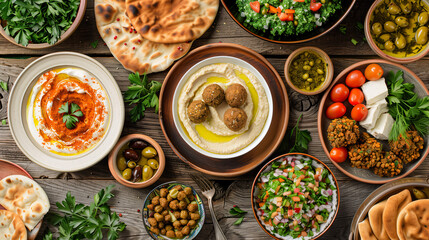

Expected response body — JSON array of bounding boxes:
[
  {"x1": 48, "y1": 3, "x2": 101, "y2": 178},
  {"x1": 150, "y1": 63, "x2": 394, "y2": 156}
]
[{"x1": 27, "y1": 68, "x2": 109, "y2": 155}]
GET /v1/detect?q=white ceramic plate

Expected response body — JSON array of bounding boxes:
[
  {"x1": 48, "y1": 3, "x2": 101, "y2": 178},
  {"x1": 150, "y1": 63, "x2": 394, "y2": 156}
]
[
  {"x1": 172, "y1": 56, "x2": 274, "y2": 159},
  {"x1": 8, "y1": 52, "x2": 124, "y2": 172}
]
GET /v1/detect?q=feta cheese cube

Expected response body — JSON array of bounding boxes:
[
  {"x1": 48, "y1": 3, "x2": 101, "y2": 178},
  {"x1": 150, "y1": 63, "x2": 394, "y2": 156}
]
[
  {"x1": 361, "y1": 78, "x2": 389, "y2": 105},
  {"x1": 360, "y1": 100, "x2": 388, "y2": 129},
  {"x1": 368, "y1": 113, "x2": 395, "y2": 140},
  {"x1": 367, "y1": 98, "x2": 387, "y2": 109}
]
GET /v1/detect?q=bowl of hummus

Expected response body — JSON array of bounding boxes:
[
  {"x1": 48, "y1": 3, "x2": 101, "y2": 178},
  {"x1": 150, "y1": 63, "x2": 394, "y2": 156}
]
[{"x1": 173, "y1": 56, "x2": 273, "y2": 158}]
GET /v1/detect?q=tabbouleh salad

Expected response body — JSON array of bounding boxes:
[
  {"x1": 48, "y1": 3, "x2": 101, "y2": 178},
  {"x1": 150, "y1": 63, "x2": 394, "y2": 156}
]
[
  {"x1": 236, "y1": 0, "x2": 342, "y2": 37},
  {"x1": 254, "y1": 155, "x2": 337, "y2": 239}
]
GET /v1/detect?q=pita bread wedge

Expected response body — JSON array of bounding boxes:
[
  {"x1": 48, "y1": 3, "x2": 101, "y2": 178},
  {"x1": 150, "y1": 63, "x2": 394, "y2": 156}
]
[
  {"x1": 95, "y1": 0, "x2": 192, "y2": 74},
  {"x1": 0, "y1": 210, "x2": 27, "y2": 240},
  {"x1": 397, "y1": 199, "x2": 429, "y2": 240},
  {"x1": 359, "y1": 218, "x2": 378, "y2": 240},
  {"x1": 125, "y1": 0, "x2": 219, "y2": 43},
  {"x1": 0, "y1": 175, "x2": 50, "y2": 231},
  {"x1": 368, "y1": 200, "x2": 390, "y2": 240},
  {"x1": 383, "y1": 189, "x2": 413, "y2": 240}
]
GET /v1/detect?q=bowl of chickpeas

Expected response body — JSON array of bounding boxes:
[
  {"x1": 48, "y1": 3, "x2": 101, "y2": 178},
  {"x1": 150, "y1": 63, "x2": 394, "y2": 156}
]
[
  {"x1": 143, "y1": 182, "x2": 205, "y2": 239},
  {"x1": 108, "y1": 134, "x2": 165, "y2": 188}
]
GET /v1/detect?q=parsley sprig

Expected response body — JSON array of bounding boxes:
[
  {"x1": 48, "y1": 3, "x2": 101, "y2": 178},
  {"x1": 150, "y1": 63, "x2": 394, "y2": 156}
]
[
  {"x1": 123, "y1": 72, "x2": 162, "y2": 122},
  {"x1": 59, "y1": 102, "x2": 83, "y2": 129},
  {"x1": 230, "y1": 206, "x2": 248, "y2": 225},
  {"x1": 43, "y1": 185, "x2": 126, "y2": 240},
  {"x1": 278, "y1": 114, "x2": 312, "y2": 153}
]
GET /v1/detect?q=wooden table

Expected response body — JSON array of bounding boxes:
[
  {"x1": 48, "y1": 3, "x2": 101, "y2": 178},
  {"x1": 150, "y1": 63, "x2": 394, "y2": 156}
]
[{"x1": 0, "y1": 1, "x2": 428, "y2": 239}]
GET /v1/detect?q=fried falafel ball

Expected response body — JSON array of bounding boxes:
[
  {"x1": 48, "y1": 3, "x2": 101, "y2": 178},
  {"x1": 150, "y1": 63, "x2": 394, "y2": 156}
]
[
  {"x1": 389, "y1": 130, "x2": 424, "y2": 164},
  {"x1": 327, "y1": 117, "x2": 360, "y2": 148},
  {"x1": 225, "y1": 83, "x2": 247, "y2": 107},
  {"x1": 187, "y1": 100, "x2": 210, "y2": 123},
  {"x1": 373, "y1": 151, "x2": 404, "y2": 177},
  {"x1": 224, "y1": 108, "x2": 248, "y2": 131},
  {"x1": 202, "y1": 84, "x2": 225, "y2": 107},
  {"x1": 348, "y1": 133, "x2": 383, "y2": 169}
]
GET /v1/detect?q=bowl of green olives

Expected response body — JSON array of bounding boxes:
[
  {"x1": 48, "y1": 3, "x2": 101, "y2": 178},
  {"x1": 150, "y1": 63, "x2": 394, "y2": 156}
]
[{"x1": 108, "y1": 134, "x2": 165, "y2": 188}]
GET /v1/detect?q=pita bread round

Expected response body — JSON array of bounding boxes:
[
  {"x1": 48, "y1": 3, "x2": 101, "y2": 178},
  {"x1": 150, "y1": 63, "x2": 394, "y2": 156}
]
[
  {"x1": 125, "y1": 0, "x2": 219, "y2": 43},
  {"x1": 397, "y1": 199, "x2": 429, "y2": 240},
  {"x1": 0, "y1": 210, "x2": 27, "y2": 240},
  {"x1": 368, "y1": 200, "x2": 390, "y2": 240},
  {"x1": 95, "y1": 0, "x2": 192, "y2": 74},
  {"x1": 383, "y1": 189, "x2": 413, "y2": 240},
  {"x1": 359, "y1": 218, "x2": 378, "y2": 240},
  {"x1": 0, "y1": 175, "x2": 50, "y2": 231}
]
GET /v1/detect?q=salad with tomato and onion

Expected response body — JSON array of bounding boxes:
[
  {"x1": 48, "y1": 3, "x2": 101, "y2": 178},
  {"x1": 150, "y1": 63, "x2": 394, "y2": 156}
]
[
  {"x1": 236, "y1": 0, "x2": 342, "y2": 37},
  {"x1": 254, "y1": 155, "x2": 338, "y2": 239}
]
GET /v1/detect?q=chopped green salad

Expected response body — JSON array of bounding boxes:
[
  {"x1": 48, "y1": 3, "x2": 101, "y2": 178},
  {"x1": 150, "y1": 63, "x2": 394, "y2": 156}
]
[
  {"x1": 236, "y1": 0, "x2": 342, "y2": 37},
  {"x1": 255, "y1": 155, "x2": 337, "y2": 239}
]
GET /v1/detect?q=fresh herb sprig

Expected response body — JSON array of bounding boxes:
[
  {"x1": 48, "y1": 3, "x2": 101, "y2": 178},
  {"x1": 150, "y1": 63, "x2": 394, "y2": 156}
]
[
  {"x1": 230, "y1": 206, "x2": 247, "y2": 225},
  {"x1": 43, "y1": 185, "x2": 126, "y2": 240},
  {"x1": 123, "y1": 72, "x2": 162, "y2": 122},
  {"x1": 59, "y1": 102, "x2": 83, "y2": 129},
  {"x1": 278, "y1": 114, "x2": 312, "y2": 153},
  {"x1": 0, "y1": 80, "x2": 8, "y2": 92}
]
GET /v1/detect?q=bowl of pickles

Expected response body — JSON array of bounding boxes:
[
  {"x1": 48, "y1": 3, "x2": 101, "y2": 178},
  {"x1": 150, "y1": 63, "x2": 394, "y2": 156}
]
[{"x1": 108, "y1": 134, "x2": 165, "y2": 188}]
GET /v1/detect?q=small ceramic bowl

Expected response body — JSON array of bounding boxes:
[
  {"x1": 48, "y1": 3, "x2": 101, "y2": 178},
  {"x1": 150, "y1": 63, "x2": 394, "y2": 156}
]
[
  {"x1": 142, "y1": 181, "x2": 205, "y2": 240},
  {"x1": 284, "y1": 47, "x2": 334, "y2": 95},
  {"x1": 108, "y1": 134, "x2": 165, "y2": 188},
  {"x1": 0, "y1": 0, "x2": 87, "y2": 49}
]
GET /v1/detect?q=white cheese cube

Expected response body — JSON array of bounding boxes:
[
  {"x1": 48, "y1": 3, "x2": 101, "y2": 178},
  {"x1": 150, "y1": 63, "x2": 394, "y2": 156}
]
[
  {"x1": 361, "y1": 78, "x2": 389, "y2": 105},
  {"x1": 367, "y1": 98, "x2": 387, "y2": 109},
  {"x1": 368, "y1": 113, "x2": 395, "y2": 140},
  {"x1": 360, "y1": 101, "x2": 389, "y2": 129}
]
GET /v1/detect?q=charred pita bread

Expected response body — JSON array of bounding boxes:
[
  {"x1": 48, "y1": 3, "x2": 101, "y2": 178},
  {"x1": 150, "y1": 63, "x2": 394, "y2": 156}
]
[
  {"x1": 0, "y1": 210, "x2": 27, "y2": 240},
  {"x1": 383, "y1": 189, "x2": 413, "y2": 240},
  {"x1": 125, "y1": 0, "x2": 219, "y2": 43},
  {"x1": 359, "y1": 218, "x2": 378, "y2": 240},
  {"x1": 397, "y1": 199, "x2": 429, "y2": 240},
  {"x1": 95, "y1": 0, "x2": 192, "y2": 74},
  {"x1": 0, "y1": 175, "x2": 50, "y2": 231},
  {"x1": 368, "y1": 200, "x2": 390, "y2": 240}
]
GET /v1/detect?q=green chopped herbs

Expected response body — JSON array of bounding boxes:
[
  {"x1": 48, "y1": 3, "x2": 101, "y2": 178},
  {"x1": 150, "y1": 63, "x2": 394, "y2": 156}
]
[
  {"x1": 278, "y1": 114, "x2": 312, "y2": 154},
  {"x1": 351, "y1": 38, "x2": 358, "y2": 45},
  {"x1": 59, "y1": 102, "x2": 83, "y2": 129},
  {"x1": 0, "y1": 80, "x2": 8, "y2": 92},
  {"x1": 339, "y1": 25, "x2": 346, "y2": 35},
  {"x1": 230, "y1": 206, "x2": 248, "y2": 225},
  {"x1": 1, "y1": 119, "x2": 6, "y2": 125},
  {"x1": 90, "y1": 40, "x2": 99, "y2": 49}
]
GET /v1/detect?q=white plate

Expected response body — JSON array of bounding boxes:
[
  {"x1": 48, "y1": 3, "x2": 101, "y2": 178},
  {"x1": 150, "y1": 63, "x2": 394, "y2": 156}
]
[
  {"x1": 8, "y1": 52, "x2": 124, "y2": 172},
  {"x1": 172, "y1": 56, "x2": 274, "y2": 159}
]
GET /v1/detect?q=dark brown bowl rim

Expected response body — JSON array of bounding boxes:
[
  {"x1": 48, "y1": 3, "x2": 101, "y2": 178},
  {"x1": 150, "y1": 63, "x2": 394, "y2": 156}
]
[
  {"x1": 220, "y1": 0, "x2": 356, "y2": 44},
  {"x1": 250, "y1": 153, "x2": 341, "y2": 240},
  {"x1": 317, "y1": 59, "x2": 429, "y2": 184}
]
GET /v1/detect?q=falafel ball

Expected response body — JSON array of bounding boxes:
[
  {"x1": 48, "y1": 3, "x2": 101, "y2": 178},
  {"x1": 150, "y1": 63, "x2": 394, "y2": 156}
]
[
  {"x1": 187, "y1": 100, "x2": 209, "y2": 123},
  {"x1": 373, "y1": 151, "x2": 404, "y2": 177},
  {"x1": 224, "y1": 108, "x2": 248, "y2": 131},
  {"x1": 348, "y1": 133, "x2": 383, "y2": 169},
  {"x1": 202, "y1": 84, "x2": 225, "y2": 107},
  {"x1": 389, "y1": 130, "x2": 424, "y2": 164},
  {"x1": 225, "y1": 84, "x2": 247, "y2": 107},
  {"x1": 327, "y1": 117, "x2": 360, "y2": 148}
]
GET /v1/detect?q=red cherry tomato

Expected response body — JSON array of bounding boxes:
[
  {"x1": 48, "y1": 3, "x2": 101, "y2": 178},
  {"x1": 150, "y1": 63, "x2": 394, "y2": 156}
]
[
  {"x1": 365, "y1": 64, "x2": 384, "y2": 81},
  {"x1": 348, "y1": 88, "x2": 365, "y2": 106},
  {"x1": 330, "y1": 147, "x2": 348, "y2": 163},
  {"x1": 249, "y1": 1, "x2": 260, "y2": 13},
  {"x1": 310, "y1": 0, "x2": 322, "y2": 12},
  {"x1": 351, "y1": 104, "x2": 368, "y2": 121},
  {"x1": 345, "y1": 70, "x2": 366, "y2": 88},
  {"x1": 326, "y1": 102, "x2": 346, "y2": 119},
  {"x1": 330, "y1": 84, "x2": 350, "y2": 102}
]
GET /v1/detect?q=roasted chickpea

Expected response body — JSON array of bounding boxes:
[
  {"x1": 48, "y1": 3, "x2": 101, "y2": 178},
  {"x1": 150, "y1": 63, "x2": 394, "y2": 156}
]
[
  {"x1": 167, "y1": 195, "x2": 173, "y2": 202},
  {"x1": 164, "y1": 214, "x2": 172, "y2": 222},
  {"x1": 175, "y1": 231, "x2": 184, "y2": 238},
  {"x1": 158, "y1": 222, "x2": 165, "y2": 229},
  {"x1": 148, "y1": 217, "x2": 157, "y2": 227},
  {"x1": 166, "y1": 230, "x2": 175, "y2": 238},
  {"x1": 169, "y1": 200, "x2": 179, "y2": 210},
  {"x1": 190, "y1": 213, "x2": 200, "y2": 220},
  {"x1": 161, "y1": 210, "x2": 169, "y2": 216},
  {"x1": 154, "y1": 205, "x2": 163, "y2": 213},
  {"x1": 152, "y1": 196, "x2": 160, "y2": 205},
  {"x1": 180, "y1": 219, "x2": 188, "y2": 226},
  {"x1": 165, "y1": 225, "x2": 173, "y2": 231},
  {"x1": 160, "y1": 229, "x2": 166, "y2": 235},
  {"x1": 160, "y1": 188, "x2": 168, "y2": 198},
  {"x1": 187, "y1": 220, "x2": 197, "y2": 228},
  {"x1": 188, "y1": 203, "x2": 198, "y2": 212},
  {"x1": 178, "y1": 201, "x2": 187, "y2": 210},
  {"x1": 177, "y1": 191, "x2": 187, "y2": 201},
  {"x1": 173, "y1": 220, "x2": 181, "y2": 229},
  {"x1": 147, "y1": 204, "x2": 154, "y2": 211},
  {"x1": 174, "y1": 211, "x2": 180, "y2": 219},
  {"x1": 173, "y1": 185, "x2": 183, "y2": 191},
  {"x1": 184, "y1": 187, "x2": 192, "y2": 196},
  {"x1": 159, "y1": 198, "x2": 168, "y2": 208},
  {"x1": 154, "y1": 213, "x2": 163, "y2": 222},
  {"x1": 150, "y1": 227, "x2": 160, "y2": 235},
  {"x1": 188, "y1": 195, "x2": 195, "y2": 201},
  {"x1": 180, "y1": 210, "x2": 189, "y2": 219},
  {"x1": 182, "y1": 226, "x2": 191, "y2": 235}
]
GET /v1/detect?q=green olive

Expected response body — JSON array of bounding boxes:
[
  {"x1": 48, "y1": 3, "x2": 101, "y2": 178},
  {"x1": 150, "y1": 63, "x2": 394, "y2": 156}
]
[
  {"x1": 309, "y1": 61, "x2": 314, "y2": 66},
  {"x1": 303, "y1": 65, "x2": 311, "y2": 70},
  {"x1": 302, "y1": 73, "x2": 309, "y2": 80},
  {"x1": 138, "y1": 156, "x2": 148, "y2": 166},
  {"x1": 379, "y1": 33, "x2": 391, "y2": 43},
  {"x1": 395, "y1": 33, "x2": 406, "y2": 49},
  {"x1": 307, "y1": 78, "x2": 313, "y2": 82},
  {"x1": 261, "y1": 8, "x2": 267, "y2": 15},
  {"x1": 384, "y1": 40, "x2": 395, "y2": 51},
  {"x1": 372, "y1": 22, "x2": 383, "y2": 35},
  {"x1": 412, "y1": 188, "x2": 428, "y2": 199},
  {"x1": 128, "y1": 161, "x2": 137, "y2": 168},
  {"x1": 122, "y1": 168, "x2": 132, "y2": 180},
  {"x1": 317, "y1": 69, "x2": 324, "y2": 75},
  {"x1": 384, "y1": 21, "x2": 397, "y2": 33},
  {"x1": 400, "y1": 2, "x2": 412, "y2": 14},
  {"x1": 117, "y1": 156, "x2": 127, "y2": 171},
  {"x1": 264, "y1": 3, "x2": 269, "y2": 8},
  {"x1": 142, "y1": 165, "x2": 153, "y2": 181},
  {"x1": 394, "y1": 16, "x2": 409, "y2": 28},
  {"x1": 415, "y1": 26, "x2": 429, "y2": 45},
  {"x1": 418, "y1": 12, "x2": 429, "y2": 25},
  {"x1": 294, "y1": 20, "x2": 298, "y2": 26},
  {"x1": 142, "y1": 146, "x2": 157, "y2": 158},
  {"x1": 148, "y1": 159, "x2": 159, "y2": 170},
  {"x1": 387, "y1": 3, "x2": 401, "y2": 15}
]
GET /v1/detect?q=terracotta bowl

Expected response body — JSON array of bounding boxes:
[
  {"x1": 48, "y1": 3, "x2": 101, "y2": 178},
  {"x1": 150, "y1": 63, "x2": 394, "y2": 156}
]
[
  {"x1": 364, "y1": 0, "x2": 429, "y2": 63},
  {"x1": 108, "y1": 134, "x2": 165, "y2": 188},
  {"x1": 0, "y1": 0, "x2": 87, "y2": 49},
  {"x1": 251, "y1": 153, "x2": 340, "y2": 240},
  {"x1": 284, "y1": 47, "x2": 334, "y2": 95}
]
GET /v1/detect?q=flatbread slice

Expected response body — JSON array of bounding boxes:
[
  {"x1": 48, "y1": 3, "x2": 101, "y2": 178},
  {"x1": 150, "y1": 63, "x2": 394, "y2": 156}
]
[
  {"x1": 368, "y1": 200, "x2": 390, "y2": 240},
  {"x1": 0, "y1": 175, "x2": 50, "y2": 231},
  {"x1": 95, "y1": 0, "x2": 192, "y2": 74},
  {"x1": 125, "y1": 0, "x2": 219, "y2": 43},
  {"x1": 358, "y1": 218, "x2": 378, "y2": 240},
  {"x1": 0, "y1": 210, "x2": 27, "y2": 240},
  {"x1": 383, "y1": 189, "x2": 412, "y2": 240},
  {"x1": 397, "y1": 199, "x2": 429, "y2": 240}
]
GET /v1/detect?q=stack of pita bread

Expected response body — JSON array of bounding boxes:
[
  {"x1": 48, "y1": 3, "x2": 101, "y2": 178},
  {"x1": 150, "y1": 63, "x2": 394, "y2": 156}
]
[
  {"x1": 0, "y1": 175, "x2": 50, "y2": 240},
  {"x1": 358, "y1": 189, "x2": 429, "y2": 240},
  {"x1": 95, "y1": 0, "x2": 219, "y2": 74}
]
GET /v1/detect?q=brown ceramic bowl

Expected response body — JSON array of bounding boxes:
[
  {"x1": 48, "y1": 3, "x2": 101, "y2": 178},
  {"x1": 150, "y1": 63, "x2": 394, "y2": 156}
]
[
  {"x1": 318, "y1": 59, "x2": 429, "y2": 184},
  {"x1": 251, "y1": 153, "x2": 340, "y2": 240},
  {"x1": 284, "y1": 47, "x2": 334, "y2": 95},
  {"x1": 0, "y1": 0, "x2": 87, "y2": 49},
  {"x1": 108, "y1": 134, "x2": 165, "y2": 188},
  {"x1": 365, "y1": 0, "x2": 429, "y2": 63}
]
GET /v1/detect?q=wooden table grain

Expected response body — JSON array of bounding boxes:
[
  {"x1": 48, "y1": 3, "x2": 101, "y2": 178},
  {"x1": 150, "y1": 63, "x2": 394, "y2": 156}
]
[{"x1": 0, "y1": 1, "x2": 428, "y2": 239}]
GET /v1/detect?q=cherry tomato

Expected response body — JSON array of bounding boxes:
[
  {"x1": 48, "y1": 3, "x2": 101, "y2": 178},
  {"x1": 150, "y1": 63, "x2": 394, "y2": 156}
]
[
  {"x1": 310, "y1": 0, "x2": 322, "y2": 12},
  {"x1": 348, "y1": 88, "x2": 365, "y2": 106},
  {"x1": 330, "y1": 147, "x2": 348, "y2": 163},
  {"x1": 351, "y1": 104, "x2": 368, "y2": 121},
  {"x1": 330, "y1": 84, "x2": 350, "y2": 102},
  {"x1": 345, "y1": 70, "x2": 366, "y2": 88},
  {"x1": 249, "y1": 1, "x2": 260, "y2": 13},
  {"x1": 326, "y1": 102, "x2": 346, "y2": 119},
  {"x1": 365, "y1": 64, "x2": 384, "y2": 81}
]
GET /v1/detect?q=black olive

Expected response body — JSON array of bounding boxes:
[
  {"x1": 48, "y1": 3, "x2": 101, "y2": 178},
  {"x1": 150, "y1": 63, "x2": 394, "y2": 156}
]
[
  {"x1": 123, "y1": 148, "x2": 139, "y2": 161},
  {"x1": 132, "y1": 165, "x2": 143, "y2": 182},
  {"x1": 129, "y1": 139, "x2": 148, "y2": 150}
]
